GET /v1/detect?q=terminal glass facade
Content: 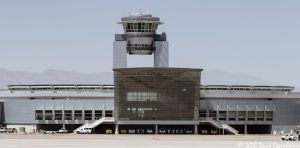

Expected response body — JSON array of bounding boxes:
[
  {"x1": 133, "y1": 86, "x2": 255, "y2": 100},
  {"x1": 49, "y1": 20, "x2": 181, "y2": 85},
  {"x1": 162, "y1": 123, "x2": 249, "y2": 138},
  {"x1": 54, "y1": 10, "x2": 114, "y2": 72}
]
[{"x1": 114, "y1": 68, "x2": 201, "y2": 121}]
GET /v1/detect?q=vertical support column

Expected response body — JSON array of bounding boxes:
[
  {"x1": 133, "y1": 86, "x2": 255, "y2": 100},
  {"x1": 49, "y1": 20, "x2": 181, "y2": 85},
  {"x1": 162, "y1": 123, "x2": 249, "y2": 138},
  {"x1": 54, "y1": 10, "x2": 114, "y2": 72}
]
[
  {"x1": 154, "y1": 41, "x2": 169, "y2": 67},
  {"x1": 246, "y1": 111, "x2": 248, "y2": 122},
  {"x1": 155, "y1": 124, "x2": 158, "y2": 134},
  {"x1": 115, "y1": 124, "x2": 119, "y2": 135},
  {"x1": 102, "y1": 108, "x2": 105, "y2": 118},
  {"x1": 206, "y1": 110, "x2": 209, "y2": 118},
  {"x1": 236, "y1": 107, "x2": 239, "y2": 121},
  {"x1": 255, "y1": 106, "x2": 258, "y2": 121},
  {"x1": 244, "y1": 124, "x2": 248, "y2": 134},
  {"x1": 226, "y1": 106, "x2": 229, "y2": 121},
  {"x1": 92, "y1": 108, "x2": 95, "y2": 121},
  {"x1": 62, "y1": 123, "x2": 66, "y2": 129},
  {"x1": 82, "y1": 108, "x2": 85, "y2": 123},
  {"x1": 194, "y1": 125, "x2": 198, "y2": 135},
  {"x1": 216, "y1": 106, "x2": 219, "y2": 121},
  {"x1": 264, "y1": 106, "x2": 267, "y2": 121},
  {"x1": 52, "y1": 107, "x2": 55, "y2": 122},
  {"x1": 72, "y1": 109, "x2": 75, "y2": 121},
  {"x1": 62, "y1": 106, "x2": 65, "y2": 128},
  {"x1": 43, "y1": 109, "x2": 46, "y2": 121},
  {"x1": 113, "y1": 41, "x2": 127, "y2": 68}
]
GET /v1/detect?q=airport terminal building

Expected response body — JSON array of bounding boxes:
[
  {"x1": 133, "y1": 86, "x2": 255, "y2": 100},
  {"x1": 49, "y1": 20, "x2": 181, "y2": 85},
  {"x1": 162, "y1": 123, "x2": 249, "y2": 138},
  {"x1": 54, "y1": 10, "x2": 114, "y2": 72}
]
[
  {"x1": 0, "y1": 13, "x2": 300, "y2": 135},
  {"x1": 0, "y1": 84, "x2": 300, "y2": 134}
]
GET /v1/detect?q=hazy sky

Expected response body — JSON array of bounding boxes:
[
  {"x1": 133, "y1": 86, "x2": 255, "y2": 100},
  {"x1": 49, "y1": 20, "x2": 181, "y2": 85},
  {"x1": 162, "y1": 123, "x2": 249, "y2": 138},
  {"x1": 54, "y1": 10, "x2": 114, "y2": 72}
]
[{"x1": 0, "y1": 0, "x2": 300, "y2": 86}]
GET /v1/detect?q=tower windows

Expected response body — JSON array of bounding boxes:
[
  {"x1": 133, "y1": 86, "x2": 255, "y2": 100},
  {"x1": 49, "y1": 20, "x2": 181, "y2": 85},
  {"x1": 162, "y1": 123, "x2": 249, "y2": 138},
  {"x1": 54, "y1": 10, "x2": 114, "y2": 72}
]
[{"x1": 125, "y1": 23, "x2": 157, "y2": 32}]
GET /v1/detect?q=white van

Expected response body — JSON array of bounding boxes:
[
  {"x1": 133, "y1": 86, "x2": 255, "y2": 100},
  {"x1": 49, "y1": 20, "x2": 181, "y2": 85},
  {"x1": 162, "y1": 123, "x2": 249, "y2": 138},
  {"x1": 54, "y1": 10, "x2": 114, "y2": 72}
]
[{"x1": 76, "y1": 128, "x2": 92, "y2": 134}]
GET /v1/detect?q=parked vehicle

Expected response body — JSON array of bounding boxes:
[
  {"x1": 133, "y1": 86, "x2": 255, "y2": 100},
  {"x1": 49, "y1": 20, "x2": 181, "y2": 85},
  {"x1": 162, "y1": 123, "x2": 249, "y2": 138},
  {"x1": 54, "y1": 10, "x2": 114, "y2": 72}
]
[
  {"x1": 137, "y1": 129, "x2": 144, "y2": 134},
  {"x1": 175, "y1": 129, "x2": 184, "y2": 134},
  {"x1": 128, "y1": 129, "x2": 136, "y2": 134},
  {"x1": 0, "y1": 127, "x2": 7, "y2": 133},
  {"x1": 6, "y1": 128, "x2": 17, "y2": 133},
  {"x1": 57, "y1": 128, "x2": 68, "y2": 134},
  {"x1": 76, "y1": 128, "x2": 92, "y2": 134},
  {"x1": 120, "y1": 129, "x2": 127, "y2": 134},
  {"x1": 146, "y1": 129, "x2": 154, "y2": 134},
  {"x1": 43, "y1": 131, "x2": 56, "y2": 134},
  {"x1": 185, "y1": 129, "x2": 193, "y2": 134},
  {"x1": 159, "y1": 128, "x2": 166, "y2": 134},
  {"x1": 105, "y1": 129, "x2": 113, "y2": 134},
  {"x1": 281, "y1": 134, "x2": 297, "y2": 141},
  {"x1": 167, "y1": 129, "x2": 175, "y2": 134}
]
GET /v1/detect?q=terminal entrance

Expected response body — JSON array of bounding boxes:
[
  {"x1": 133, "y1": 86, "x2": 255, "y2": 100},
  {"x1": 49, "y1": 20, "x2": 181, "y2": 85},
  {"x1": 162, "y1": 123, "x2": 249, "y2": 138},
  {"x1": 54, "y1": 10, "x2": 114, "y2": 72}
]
[
  {"x1": 118, "y1": 125, "x2": 194, "y2": 134},
  {"x1": 158, "y1": 125, "x2": 194, "y2": 134},
  {"x1": 119, "y1": 125, "x2": 155, "y2": 134}
]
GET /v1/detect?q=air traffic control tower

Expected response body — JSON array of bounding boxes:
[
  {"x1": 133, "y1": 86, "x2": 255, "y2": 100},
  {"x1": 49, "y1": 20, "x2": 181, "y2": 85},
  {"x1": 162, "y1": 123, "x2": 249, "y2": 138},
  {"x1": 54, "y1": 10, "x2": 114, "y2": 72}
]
[
  {"x1": 113, "y1": 13, "x2": 202, "y2": 134},
  {"x1": 113, "y1": 13, "x2": 169, "y2": 68}
]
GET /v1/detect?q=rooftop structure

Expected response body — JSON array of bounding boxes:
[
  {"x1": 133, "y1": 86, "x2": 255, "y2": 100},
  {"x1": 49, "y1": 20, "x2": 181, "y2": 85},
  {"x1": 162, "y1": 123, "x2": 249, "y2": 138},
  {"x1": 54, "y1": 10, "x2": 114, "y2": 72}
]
[
  {"x1": 113, "y1": 13, "x2": 168, "y2": 68},
  {"x1": 118, "y1": 13, "x2": 163, "y2": 54},
  {"x1": 5, "y1": 84, "x2": 294, "y2": 93}
]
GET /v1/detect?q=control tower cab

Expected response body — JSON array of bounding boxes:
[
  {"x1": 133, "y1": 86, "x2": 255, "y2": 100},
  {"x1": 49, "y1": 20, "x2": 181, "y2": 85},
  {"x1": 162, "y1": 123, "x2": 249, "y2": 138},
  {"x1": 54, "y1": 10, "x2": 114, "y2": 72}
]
[
  {"x1": 113, "y1": 13, "x2": 169, "y2": 68},
  {"x1": 119, "y1": 13, "x2": 162, "y2": 54}
]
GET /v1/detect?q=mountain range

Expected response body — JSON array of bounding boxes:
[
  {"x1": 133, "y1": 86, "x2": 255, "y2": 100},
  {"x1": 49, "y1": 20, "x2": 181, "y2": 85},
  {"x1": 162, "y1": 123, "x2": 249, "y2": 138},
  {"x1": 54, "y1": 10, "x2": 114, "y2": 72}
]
[{"x1": 0, "y1": 68, "x2": 291, "y2": 89}]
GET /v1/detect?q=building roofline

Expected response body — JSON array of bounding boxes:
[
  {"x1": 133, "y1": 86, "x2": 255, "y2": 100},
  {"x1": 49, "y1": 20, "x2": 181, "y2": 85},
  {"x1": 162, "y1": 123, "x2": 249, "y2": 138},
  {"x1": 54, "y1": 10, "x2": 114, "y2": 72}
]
[{"x1": 5, "y1": 84, "x2": 294, "y2": 92}]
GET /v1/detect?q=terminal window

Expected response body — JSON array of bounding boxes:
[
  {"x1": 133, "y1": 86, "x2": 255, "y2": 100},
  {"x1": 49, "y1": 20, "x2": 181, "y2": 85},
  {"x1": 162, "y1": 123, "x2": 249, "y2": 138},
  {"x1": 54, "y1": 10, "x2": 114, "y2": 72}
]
[
  {"x1": 105, "y1": 110, "x2": 113, "y2": 117},
  {"x1": 95, "y1": 110, "x2": 103, "y2": 120},
  {"x1": 64, "y1": 110, "x2": 72, "y2": 120},
  {"x1": 199, "y1": 110, "x2": 206, "y2": 119},
  {"x1": 266, "y1": 111, "x2": 273, "y2": 121},
  {"x1": 209, "y1": 110, "x2": 217, "y2": 120},
  {"x1": 35, "y1": 110, "x2": 43, "y2": 120},
  {"x1": 114, "y1": 68, "x2": 201, "y2": 120},
  {"x1": 218, "y1": 111, "x2": 226, "y2": 121},
  {"x1": 257, "y1": 111, "x2": 264, "y2": 121},
  {"x1": 228, "y1": 111, "x2": 236, "y2": 121},
  {"x1": 54, "y1": 110, "x2": 62, "y2": 120},
  {"x1": 74, "y1": 110, "x2": 82, "y2": 120},
  {"x1": 238, "y1": 111, "x2": 246, "y2": 121},
  {"x1": 45, "y1": 110, "x2": 53, "y2": 120},
  {"x1": 247, "y1": 111, "x2": 255, "y2": 121},
  {"x1": 84, "y1": 110, "x2": 92, "y2": 120}
]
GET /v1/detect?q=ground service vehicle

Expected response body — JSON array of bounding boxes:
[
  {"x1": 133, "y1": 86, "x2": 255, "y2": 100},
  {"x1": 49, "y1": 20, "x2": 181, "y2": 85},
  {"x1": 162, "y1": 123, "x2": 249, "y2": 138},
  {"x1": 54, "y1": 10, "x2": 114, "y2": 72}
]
[
  {"x1": 137, "y1": 129, "x2": 144, "y2": 134},
  {"x1": 43, "y1": 131, "x2": 56, "y2": 134},
  {"x1": 128, "y1": 129, "x2": 135, "y2": 134},
  {"x1": 159, "y1": 128, "x2": 166, "y2": 134},
  {"x1": 57, "y1": 128, "x2": 68, "y2": 134},
  {"x1": 281, "y1": 134, "x2": 297, "y2": 141},
  {"x1": 0, "y1": 127, "x2": 7, "y2": 133},
  {"x1": 146, "y1": 129, "x2": 154, "y2": 134},
  {"x1": 76, "y1": 128, "x2": 92, "y2": 134},
  {"x1": 120, "y1": 129, "x2": 127, "y2": 134},
  {"x1": 106, "y1": 129, "x2": 113, "y2": 134}
]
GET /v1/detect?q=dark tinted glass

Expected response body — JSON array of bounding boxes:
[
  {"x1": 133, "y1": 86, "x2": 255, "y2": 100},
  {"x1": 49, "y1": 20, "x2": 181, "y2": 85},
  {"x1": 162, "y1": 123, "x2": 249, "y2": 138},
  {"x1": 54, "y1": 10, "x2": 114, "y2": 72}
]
[{"x1": 114, "y1": 68, "x2": 201, "y2": 121}]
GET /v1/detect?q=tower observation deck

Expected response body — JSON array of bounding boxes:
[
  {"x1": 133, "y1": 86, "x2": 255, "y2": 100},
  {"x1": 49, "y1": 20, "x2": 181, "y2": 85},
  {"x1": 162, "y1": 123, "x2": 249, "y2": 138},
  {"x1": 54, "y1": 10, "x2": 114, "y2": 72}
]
[
  {"x1": 113, "y1": 13, "x2": 169, "y2": 68},
  {"x1": 119, "y1": 13, "x2": 162, "y2": 54}
]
